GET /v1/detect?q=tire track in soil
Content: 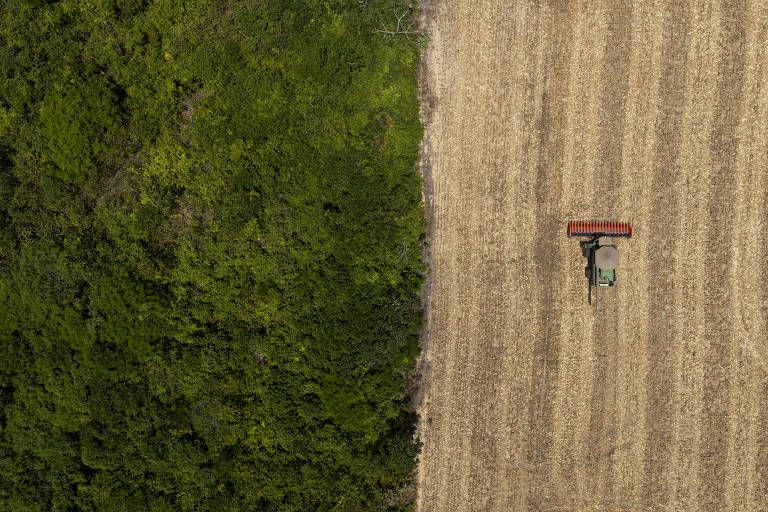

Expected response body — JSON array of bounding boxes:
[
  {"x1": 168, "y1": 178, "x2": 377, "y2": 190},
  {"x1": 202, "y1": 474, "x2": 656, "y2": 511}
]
[
  {"x1": 757, "y1": 385, "x2": 768, "y2": 509},
  {"x1": 641, "y1": 0, "x2": 691, "y2": 506},
  {"x1": 524, "y1": 2, "x2": 574, "y2": 509},
  {"x1": 588, "y1": 0, "x2": 632, "y2": 504},
  {"x1": 756, "y1": 222, "x2": 768, "y2": 512},
  {"x1": 415, "y1": 2, "x2": 539, "y2": 509},
  {"x1": 699, "y1": 2, "x2": 748, "y2": 509},
  {"x1": 558, "y1": 3, "x2": 607, "y2": 506},
  {"x1": 431, "y1": 84, "x2": 477, "y2": 508}
]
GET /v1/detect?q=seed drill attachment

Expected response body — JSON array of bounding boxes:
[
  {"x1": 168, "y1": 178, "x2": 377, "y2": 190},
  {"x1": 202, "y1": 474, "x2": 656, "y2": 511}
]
[{"x1": 567, "y1": 221, "x2": 632, "y2": 312}]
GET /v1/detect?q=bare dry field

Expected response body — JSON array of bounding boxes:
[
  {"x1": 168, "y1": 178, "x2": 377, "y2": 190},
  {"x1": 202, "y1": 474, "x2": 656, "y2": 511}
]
[{"x1": 415, "y1": 1, "x2": 768, "y2": 510}]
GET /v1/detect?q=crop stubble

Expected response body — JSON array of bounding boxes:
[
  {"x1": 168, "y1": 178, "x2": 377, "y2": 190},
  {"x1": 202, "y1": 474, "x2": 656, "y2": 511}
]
[{"x1": 416, "y1": 1, "x2": 768, "y2": 510}]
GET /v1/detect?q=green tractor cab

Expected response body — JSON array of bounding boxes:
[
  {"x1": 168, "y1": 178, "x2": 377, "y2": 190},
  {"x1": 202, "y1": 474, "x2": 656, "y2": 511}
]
[{"x1": 568, "y1": 221, "x2": 632, "y2": 312}]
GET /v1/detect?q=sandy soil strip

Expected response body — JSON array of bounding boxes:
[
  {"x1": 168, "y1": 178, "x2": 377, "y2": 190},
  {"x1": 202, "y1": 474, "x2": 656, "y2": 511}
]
[
  {"x1": 744, "y1": 9, "x2": 768, "y2": 509},
  {"x1": 493, "y1": 2, "x2": 541, "y2": 510},
  {"x1": 557, "y1": 2, "x2": 606, "y2": 508},
  {"x1": 698, "y1": 1, "x2": 748, "y2": 508},
  {"x1": 723, "y1": 4, "x2": 768, "y2": 510},
  {"x1": 666, "y1": 1, "x2": 720, "y2": 509},
  {"x1": 588, "y1": 0, "x2": 633, "y2": 504},
  {"x1": 641, "y1": 1, "x2": 693, "y2": 507},
  {"x1": 611, "y1": 1, "x2": 666, "y2": 508},
  {"x1": 416, "y1": 0, "x2": 477, "y2": 506},
  {"x1": 458, "y1": 4, "x2": 527, "y2": 508},
  {"x1": 547, "y1": 1, "x2": 599, "y2": 507},
  {"x1": 522, "y1": 2, "x2": 577, "y2": 510}
]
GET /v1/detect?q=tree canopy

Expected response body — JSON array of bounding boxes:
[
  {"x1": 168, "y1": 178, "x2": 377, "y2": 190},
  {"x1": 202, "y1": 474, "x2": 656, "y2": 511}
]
[{"x1": 0, "y1": 0, "x2": 425, "y2": 510}]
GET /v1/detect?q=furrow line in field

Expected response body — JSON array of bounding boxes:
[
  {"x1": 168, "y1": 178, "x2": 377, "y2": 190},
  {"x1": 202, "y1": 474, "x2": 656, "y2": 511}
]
[
  {"x1": 494, "y1": 2, "x2": 540, "y2": 509},
  {"x1": 475, "y1": 3, "x2": 528, "y2": 509},
  {"x1": 745, "y1": 7, "x2": 768, "y2": 509},
  {"x1": 724, "y1": 4, "x2": 768, "y2": 510},
  {"x1": 667, "y1": 2, "x2": 719, "y2": 508},
  {"x1": 560, "y1": 3, "x2": 607, "y2": 507},
  {"x1": 698, "y1": 1, "x2": 748, "y2": 508},
  {"x1": 505, "y1": 3, "x2": 546, "y2": 510},
  {"x1": 589, "y1": 0, "x2": 632, "y2": 504},
  {"x1": 463, "y1": 6, "x2": 519, "y2": 507},
  {"x1": 524, "y1": 1, "x2": 574, "y2": 509},
  {"x1": 417, "y1": 3, "x2": 471, "y2": 505},
  {"x1": 548, "y1": 1, "x2": 599, "y2": 507},
  {"x1": 448, "y1": 34, "x2": 494, "y2": 506},
  {"x1": 612, "y1": 1, "x2": 666, "y2": 507},
  {"x1": 641, "y1": 0, "x2": 692, "y2": 506}
]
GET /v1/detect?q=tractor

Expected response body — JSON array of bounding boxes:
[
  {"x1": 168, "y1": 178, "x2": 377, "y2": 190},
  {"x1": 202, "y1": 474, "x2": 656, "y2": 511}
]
[{"x1": 567, "y1": 221, "x2": 632, "y2": 312}]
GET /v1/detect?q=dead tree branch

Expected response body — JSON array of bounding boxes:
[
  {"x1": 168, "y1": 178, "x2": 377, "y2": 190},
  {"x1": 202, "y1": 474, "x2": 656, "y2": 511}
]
[{"x1": 376, "y1": 3, "x2": 423, "y2": 38}]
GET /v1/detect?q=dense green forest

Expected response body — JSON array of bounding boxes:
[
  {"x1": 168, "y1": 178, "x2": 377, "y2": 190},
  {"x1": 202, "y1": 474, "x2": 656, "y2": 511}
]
[{"x1": 0, "y1": 0, "x2": 425, "y2": 510}]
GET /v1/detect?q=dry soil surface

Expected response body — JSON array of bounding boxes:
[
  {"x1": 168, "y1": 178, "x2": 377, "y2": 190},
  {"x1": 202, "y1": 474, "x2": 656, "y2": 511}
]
[{"x1": 415, "y1": 1, "x2": 768, "y2": 510}]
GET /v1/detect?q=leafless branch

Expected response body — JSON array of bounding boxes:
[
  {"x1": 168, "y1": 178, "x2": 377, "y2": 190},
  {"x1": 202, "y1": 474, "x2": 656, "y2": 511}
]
[{"x1": 375, "y1": 3, "x2": 424, "y2": 38}]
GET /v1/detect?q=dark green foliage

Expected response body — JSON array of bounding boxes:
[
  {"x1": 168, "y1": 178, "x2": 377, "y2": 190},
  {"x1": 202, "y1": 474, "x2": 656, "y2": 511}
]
[
  {"x1": 0, "y1": 0, "x2": 424, "y2": 510},
  {"x1": 40, "y1": 75, "x2": 121, "y2": 184}
]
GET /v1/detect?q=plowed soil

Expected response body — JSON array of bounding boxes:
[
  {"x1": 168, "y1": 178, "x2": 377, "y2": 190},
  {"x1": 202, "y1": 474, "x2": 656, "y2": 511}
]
[{"x1": 415, "y1": 1, "x2": 768, "y2": 510}]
